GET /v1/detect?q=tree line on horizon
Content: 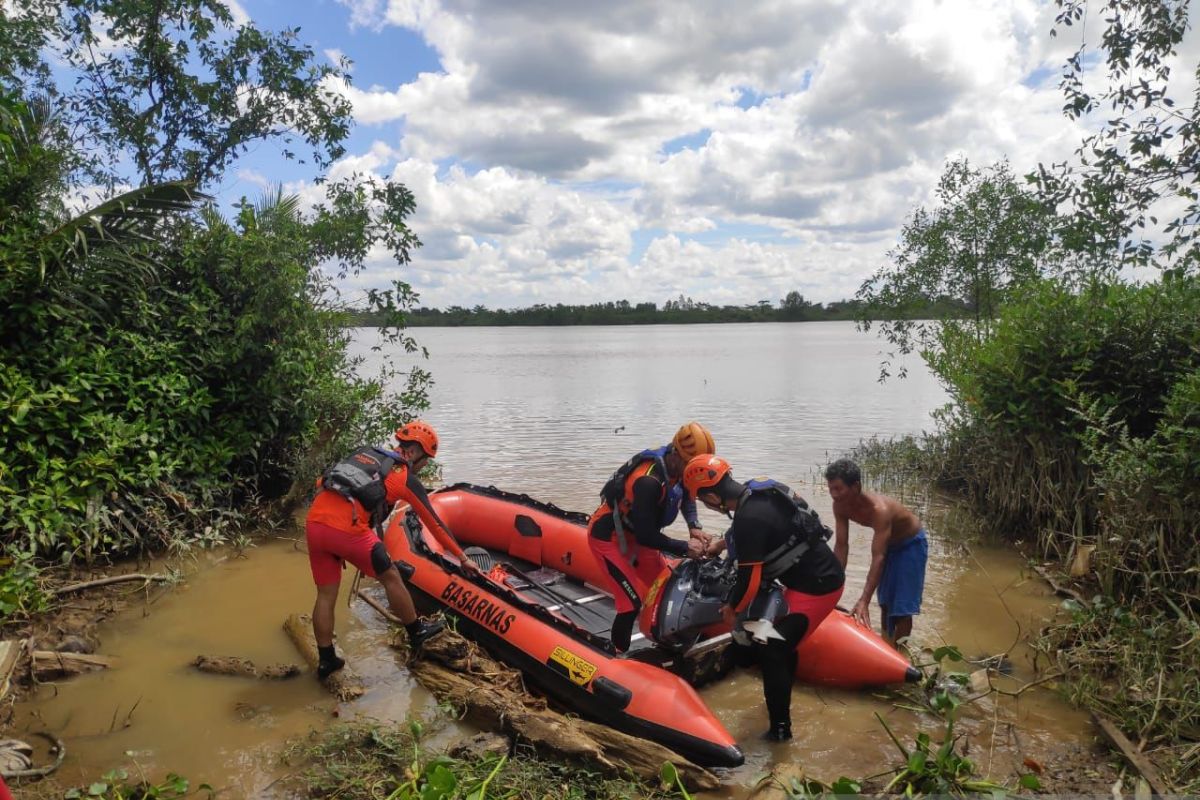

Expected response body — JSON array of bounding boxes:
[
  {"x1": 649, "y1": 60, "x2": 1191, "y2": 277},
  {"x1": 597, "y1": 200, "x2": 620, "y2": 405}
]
[{"x1": 346, "y1": 290, "x2": 969, "y2": 326}]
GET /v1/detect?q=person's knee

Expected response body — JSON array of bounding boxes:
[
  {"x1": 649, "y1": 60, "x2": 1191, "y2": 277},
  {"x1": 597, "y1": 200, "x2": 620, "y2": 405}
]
[{"x1": 370, "y1": 541, "x2": 395, "y2": 577}]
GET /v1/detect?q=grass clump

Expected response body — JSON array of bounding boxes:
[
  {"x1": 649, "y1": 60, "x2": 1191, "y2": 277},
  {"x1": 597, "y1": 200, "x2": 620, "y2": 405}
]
[{"x1": 281, "y1": 720, "x2": 687, "y2": 800}]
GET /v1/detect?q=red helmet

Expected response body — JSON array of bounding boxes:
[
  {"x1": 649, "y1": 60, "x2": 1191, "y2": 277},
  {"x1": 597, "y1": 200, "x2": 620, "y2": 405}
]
[
  {"x1": 683, "y1": 454, "x2": 731, "y2": 497},
  {"x1": 672, "y1": 421, "x2": 715, "y2": 460},
  {"x1": 396, "y1": 420, "x2": 439, "y2": 458}
]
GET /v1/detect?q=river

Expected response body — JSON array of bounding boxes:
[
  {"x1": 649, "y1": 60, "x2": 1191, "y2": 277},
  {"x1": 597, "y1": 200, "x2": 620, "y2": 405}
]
[{"x1": 13, "y1": 322, "x2": 1096, "y2": 796}]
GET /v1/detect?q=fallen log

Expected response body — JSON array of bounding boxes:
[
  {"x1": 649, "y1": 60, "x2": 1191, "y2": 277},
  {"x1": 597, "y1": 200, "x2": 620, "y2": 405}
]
[
  {"x1": 407, "y1": 629, "x2": 719, "y2": 791},
  {"x1": 31, "y1": 650, "x2": 113, "y2": 680},
  {"x1": 1091, "y1": 712, "x2": 1168, "y2": 796},
  {"x1": 52, "y1": 573, "x2": 171, "y2": 596},
  {"x1": 192, "y1": 655, "x2": 300, "y2": 680},
  {"x1": 282, "y1": 613, "x2": 365, "y2": 701}
]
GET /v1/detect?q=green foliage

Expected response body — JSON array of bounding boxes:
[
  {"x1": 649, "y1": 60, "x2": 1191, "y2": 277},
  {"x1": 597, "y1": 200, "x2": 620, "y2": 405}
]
[
  {"x1": 928, "y1": 278, "x2": 1200, "y2": 576},
  {"x1": 1038, "y1": 0, "x2": 1198, "y2": 271},
  {"x1": 1039, "y1": 595, "x2": 1200, "y2": 789},
  {"x1": 63, "y1": 769, "x2": 212, "y2": 799},
  {"x1": 285, "y1": 720, "x2": 688, "y2": 800},
  {"x1": 4, "y1": 0, "x2": 353, "y2": 190},
  {"x1": 0, "y1": 83, "x2": 429, "y2": 563},
  {"x1": 0, "y1": 551, "x2": 50, "y2": 616},
  {"x1": 857, "y1": 158, "x2": 1057, "y2": 378}
]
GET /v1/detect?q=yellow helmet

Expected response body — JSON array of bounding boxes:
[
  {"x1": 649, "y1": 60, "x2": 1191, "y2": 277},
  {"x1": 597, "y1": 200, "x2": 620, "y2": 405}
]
[{"x1": 672, "y1": 421, "x2": 715, "y2": 460}]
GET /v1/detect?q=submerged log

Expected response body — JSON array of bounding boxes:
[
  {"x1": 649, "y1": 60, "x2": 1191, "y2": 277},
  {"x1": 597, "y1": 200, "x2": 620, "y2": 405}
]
[
  {"x1": 282, "y1": 613, "x2": 365, "y2": 701},
  {"x1": 407, "y1": 629, "x2": 719, "y2": 791},
  {"x1": 192, "y1": 655, "x2": 300, "y2": 680},
  {"x1": 52, "y1": 573, "x2": 171, "y2": 596},
  {"x1": 31, "y1": 650, "x2": 113, "y2": 680}
]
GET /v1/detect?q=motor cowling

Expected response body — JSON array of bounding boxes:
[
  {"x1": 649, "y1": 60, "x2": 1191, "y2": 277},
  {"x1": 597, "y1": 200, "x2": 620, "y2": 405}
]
[{"x1": 640, "y1": 559, "x2": 735, "y2": 651}]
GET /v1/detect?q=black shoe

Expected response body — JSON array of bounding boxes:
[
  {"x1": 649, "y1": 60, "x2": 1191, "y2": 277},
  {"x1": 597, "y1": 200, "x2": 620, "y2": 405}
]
[
  {"x1": 763, "y1": 722, "x2": 792, "y2": 742},
  {"x1": 408, "y1": 617, "x2": 445, "y2": 649},
  {"x1": 317, "y1": 654, "x2": 345, "y2": 681}
]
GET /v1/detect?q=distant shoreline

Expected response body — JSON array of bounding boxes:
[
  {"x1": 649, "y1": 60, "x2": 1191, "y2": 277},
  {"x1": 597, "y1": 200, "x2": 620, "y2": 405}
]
[{"x1": 344, "y1": 298, "x2": 963, "y2": 328}]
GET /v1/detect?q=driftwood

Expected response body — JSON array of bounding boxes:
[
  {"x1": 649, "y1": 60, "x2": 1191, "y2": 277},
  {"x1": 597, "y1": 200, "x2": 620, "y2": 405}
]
[
  {"x1": 1091, "y1": 712, "x2": 1168, "y2": 795},
  {"x1": 282, "y1": 613, "x2": 365, "y2": 701},
  {"x1": 0, "y1": 640, "x2": 27, "y2": 701},
  {"x1": 31, "y1": 650, "x2": 113, "y2": 680},
  {"x1": 192, "y1": 655, "x2": 300, "y2": 680},
  {"x1": 407, "y1": 629, "x2": 719, "y2": 791},
  {"x1": 52, "y1": 573, "x2": 171, "y2": 596},
  {"x1": 1032, "y1": 565, "x2": 1088, "y2": 606}
]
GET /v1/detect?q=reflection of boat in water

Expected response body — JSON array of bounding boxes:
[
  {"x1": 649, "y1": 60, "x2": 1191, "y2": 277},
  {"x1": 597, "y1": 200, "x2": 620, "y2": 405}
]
[{"x1": 382, "y1": 483, "x2": 916, "y2": 766}]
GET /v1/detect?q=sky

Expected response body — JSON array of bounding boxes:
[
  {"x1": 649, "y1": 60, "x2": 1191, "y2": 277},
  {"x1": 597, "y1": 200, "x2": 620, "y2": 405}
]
[{"x1": 211, "y1": 0, "x2": 1186, "y2": 310}]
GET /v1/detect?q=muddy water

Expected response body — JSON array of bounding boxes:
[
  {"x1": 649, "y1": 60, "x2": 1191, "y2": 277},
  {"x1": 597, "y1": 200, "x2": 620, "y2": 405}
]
[{"x1": 14, "y1": 323, "x2": 1097, "y2": 795}]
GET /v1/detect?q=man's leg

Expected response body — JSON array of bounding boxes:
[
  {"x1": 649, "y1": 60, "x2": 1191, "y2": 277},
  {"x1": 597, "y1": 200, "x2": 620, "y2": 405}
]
[
  {"x1": 376, "y1": 566, "x2": 418, "y2": 624},
  {"x1": 891, "y1": 614, "x2": 913, "y2": 643},
  {"x1": 313, "y1": 581, "x2": 341, "y2": 647},
  {"x1": 879, "y1": 603, "x2": 894, "y2": 646}
]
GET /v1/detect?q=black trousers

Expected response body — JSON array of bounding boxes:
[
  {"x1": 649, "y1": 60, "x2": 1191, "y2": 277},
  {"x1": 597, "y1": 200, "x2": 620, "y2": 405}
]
[{"x1": 754, "y1": 612, "x2": 811, "y2": 728}]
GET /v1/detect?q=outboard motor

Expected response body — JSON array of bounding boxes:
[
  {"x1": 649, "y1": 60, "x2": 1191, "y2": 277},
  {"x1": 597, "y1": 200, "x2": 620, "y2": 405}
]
[
  {"x1": 639, "y1": 558, "x2": 731, "y2": 651},
  {"x1": 640, "y1": 557, "x2": 790, "y2": 652}
]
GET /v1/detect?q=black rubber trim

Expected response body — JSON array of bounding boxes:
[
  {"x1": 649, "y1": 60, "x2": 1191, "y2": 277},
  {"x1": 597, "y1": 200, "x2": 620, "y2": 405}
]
[
  {"x1": 591, "y1": 676, "x2": 632, "y2": 710},
  {"x1": 905, "y1": 665, "x2": 923, "y2": 683},
  {"x1": 439, "y1": 482, "x2": 592, "y2": 525}
]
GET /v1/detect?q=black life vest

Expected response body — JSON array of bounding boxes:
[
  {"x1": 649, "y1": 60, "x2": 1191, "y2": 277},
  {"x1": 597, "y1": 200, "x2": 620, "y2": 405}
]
[
  {"x1": 599, "y1": 445, "x2": 684, "y2": 555},
  {"x1": 321, "y1": 446, "x2": 404, "y2": 530},
  {"x1": 737, "y1": 479, "x2": 832, "y2": 580}
]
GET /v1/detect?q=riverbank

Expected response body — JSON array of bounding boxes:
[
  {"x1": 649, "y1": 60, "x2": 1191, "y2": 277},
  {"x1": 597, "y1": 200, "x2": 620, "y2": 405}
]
[{"x1": 2, "y1": 510, "x2": 1128, "y2": 798}]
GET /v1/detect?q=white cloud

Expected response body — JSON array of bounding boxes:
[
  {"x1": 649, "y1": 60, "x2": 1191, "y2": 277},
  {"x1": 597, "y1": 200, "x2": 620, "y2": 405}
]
[{"x1": 304, "y1": 0, "x2": 1194, "y2": 308}]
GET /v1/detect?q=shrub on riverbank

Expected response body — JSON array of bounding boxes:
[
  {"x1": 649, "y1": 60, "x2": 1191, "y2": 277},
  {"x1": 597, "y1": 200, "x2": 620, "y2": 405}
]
[
  {"x1": 858, "y1": 276, "x2": 1200, "y2": 789},
  {"x1": 0, "y1": 90, "x2": 428, "y2": 563}
]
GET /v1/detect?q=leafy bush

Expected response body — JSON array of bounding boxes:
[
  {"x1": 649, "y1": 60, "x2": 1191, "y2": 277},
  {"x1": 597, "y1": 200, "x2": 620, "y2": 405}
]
[
  {"x1": 928, "y1": 277, "x2": 1200, "y2": 567},
  {"x1": 0, "y1": 90, "x2": 429, "y2": 562}
]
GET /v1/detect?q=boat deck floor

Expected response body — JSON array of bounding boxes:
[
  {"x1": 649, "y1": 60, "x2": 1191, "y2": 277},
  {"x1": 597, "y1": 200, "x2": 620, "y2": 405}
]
[{"x1": 463, "y1": 546, "x2": 659, "y2": 656}]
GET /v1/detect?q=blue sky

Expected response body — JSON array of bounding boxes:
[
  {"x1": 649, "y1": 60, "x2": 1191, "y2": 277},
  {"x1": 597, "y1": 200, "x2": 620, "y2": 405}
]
[{"x1": 207, "y1": 0, "x2": 1174, "y2": 310}]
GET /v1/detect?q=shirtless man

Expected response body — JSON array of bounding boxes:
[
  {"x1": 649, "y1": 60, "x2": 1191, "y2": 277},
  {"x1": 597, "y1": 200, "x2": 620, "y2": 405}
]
[{"x1": 825, "y1": 458, "x2": 928, "y2": 646}]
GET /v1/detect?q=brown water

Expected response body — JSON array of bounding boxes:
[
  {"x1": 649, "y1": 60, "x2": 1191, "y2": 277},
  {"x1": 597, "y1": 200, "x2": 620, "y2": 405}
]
[{"x1": 13, "y1": 323, "x2": 1096, "y2": 796}]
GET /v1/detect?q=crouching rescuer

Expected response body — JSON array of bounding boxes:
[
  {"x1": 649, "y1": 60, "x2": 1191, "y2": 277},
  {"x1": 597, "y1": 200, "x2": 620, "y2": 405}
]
[
  {"x1": 684, "y1": 454, "x2": 845, "y2": 741},
  {"x1": 304, "y1": 420, "x2": 478, "y2": 680}
]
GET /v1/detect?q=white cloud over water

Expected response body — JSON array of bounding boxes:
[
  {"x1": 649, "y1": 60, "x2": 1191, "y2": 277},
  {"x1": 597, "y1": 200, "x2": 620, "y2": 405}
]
[{"x1": 314, "y1": 0, "x2": 1167, "y2": 308}]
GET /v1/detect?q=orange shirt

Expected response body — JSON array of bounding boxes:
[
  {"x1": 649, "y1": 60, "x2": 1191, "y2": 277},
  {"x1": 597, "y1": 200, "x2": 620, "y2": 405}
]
[{"x1": 307, "y1": 462, "x2": 466, "y2": 560}]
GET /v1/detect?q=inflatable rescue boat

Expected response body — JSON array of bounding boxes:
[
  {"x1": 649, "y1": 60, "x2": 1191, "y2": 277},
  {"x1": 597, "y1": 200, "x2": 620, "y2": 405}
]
[{"x1": 382, "y1": 483, "x2": 917, "y2": 767}]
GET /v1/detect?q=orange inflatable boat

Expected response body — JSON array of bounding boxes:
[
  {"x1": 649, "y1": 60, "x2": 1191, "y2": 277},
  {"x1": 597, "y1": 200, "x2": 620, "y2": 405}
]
[{"x1": 382, "y1": 484, "x2": 915, "y2": 765}]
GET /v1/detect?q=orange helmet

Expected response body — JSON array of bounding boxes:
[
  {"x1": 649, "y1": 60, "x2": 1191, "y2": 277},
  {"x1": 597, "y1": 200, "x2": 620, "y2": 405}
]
[
  {"x1": 683, "y1": 454, "x2": 731, "y2": 497},
  {"x1": 396, "y1": 419, "x2": 439, "y2": 458},
  {"x1": 672, "y1": 421, "x2": 715, "y2": 460}
]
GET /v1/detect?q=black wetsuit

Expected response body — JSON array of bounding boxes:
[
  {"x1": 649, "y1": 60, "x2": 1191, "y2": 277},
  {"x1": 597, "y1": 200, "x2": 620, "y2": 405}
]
[{"x1": 728, "y1": 490, "x2": 845, "y2": 733}]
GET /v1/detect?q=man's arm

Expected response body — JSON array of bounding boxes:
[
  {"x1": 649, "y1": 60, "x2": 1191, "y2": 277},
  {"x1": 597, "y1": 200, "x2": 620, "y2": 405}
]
[
  {"x1": 396, "y1": 470, "x2": 472, "y2": 564},
  {"x1": 833, "y1": 511, "x2": 850, "y2": 569},
  {"x1": 629, "y1": 476, "x2": 690, "y2": 556},
  {"x1": 852, "y1": 520, "x2": 891, "y2": 628}
]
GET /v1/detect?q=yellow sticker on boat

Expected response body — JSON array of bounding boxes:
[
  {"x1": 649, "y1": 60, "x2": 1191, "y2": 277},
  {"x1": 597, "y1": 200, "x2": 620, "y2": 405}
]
[{"x1": 549, "y1": 646, "x2": 597, "y2": 686}]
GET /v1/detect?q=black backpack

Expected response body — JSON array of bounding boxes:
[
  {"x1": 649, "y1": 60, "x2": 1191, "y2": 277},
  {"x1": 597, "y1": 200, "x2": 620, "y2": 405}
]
[{"x1": 321, "y1": 447, "x2": 398, "y2": 529}]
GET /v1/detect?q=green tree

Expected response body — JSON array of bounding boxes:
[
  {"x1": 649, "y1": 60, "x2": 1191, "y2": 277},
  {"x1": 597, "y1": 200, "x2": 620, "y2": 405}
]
[
  {"x1": 856, "y1": 157, "x2": 1055, "y2": 378},
  {"x1": 3, "y1": 0, "x2": 352, "y2": 189},
  {"x1": 1037, "y1": 0, "x2": 1198, "y2": 271}
]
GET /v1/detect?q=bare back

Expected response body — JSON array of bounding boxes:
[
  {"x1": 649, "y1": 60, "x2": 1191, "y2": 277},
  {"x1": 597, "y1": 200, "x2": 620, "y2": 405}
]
[{"x1": 833, "y1": 491, "x2": 921, "y2": 547}]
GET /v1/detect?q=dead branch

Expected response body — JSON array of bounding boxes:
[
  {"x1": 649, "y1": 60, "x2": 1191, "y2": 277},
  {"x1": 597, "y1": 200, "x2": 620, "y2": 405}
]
[
  {"x1": 52, "y1": 574, "x2": 171, "y2": 596},
  {"x1": 31, "y1": 651, "x2": 114, "y2": 680}
]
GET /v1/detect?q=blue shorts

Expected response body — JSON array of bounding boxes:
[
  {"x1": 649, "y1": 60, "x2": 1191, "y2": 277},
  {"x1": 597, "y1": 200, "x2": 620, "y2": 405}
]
[{"x1": 876, "y1": 528, "x2": 928, "y2": 635}]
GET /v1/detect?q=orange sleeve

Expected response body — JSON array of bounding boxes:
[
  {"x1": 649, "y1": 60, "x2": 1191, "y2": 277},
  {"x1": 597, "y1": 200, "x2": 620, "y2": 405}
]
[{"x1": 390, "y1": 467, "x2": 467, "y2": 561}]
